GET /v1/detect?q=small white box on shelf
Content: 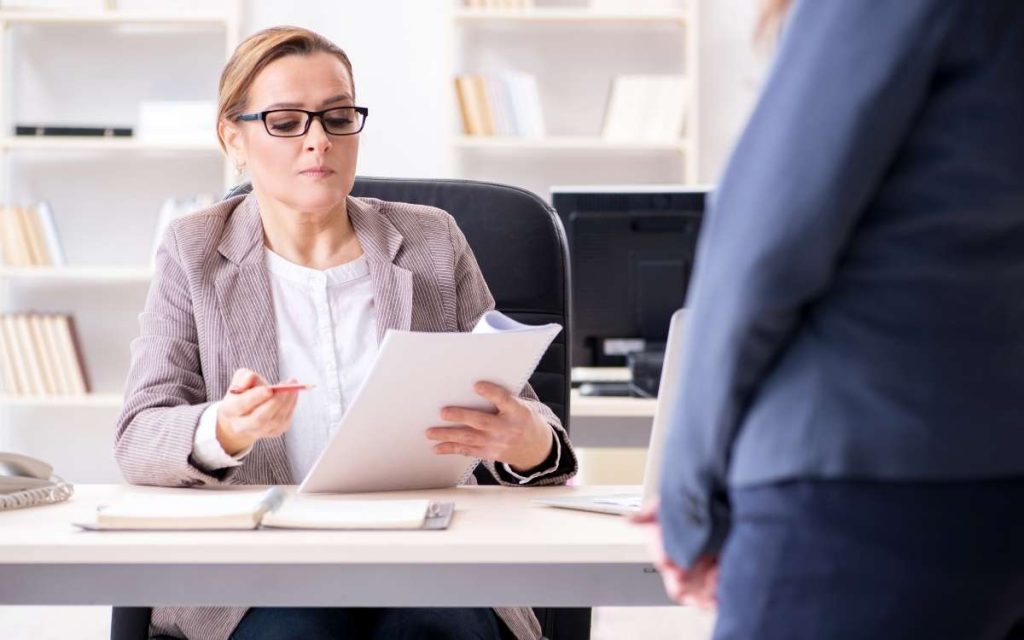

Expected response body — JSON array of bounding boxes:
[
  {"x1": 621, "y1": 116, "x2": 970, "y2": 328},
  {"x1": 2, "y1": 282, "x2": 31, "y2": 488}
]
[
  {"x1": 602, "y1": 74, "x2": 688, "y2": 143},
  {"x1": 113, "y1": 0, "x2": 231, "y2": 13},
  {"x1": 136, "y1": 100, "x2": 216, "y2": 144}
]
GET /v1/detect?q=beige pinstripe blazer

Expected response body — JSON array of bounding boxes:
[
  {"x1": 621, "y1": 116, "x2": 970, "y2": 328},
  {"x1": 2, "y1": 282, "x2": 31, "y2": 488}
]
[{"x1": 114, "y1": 193, "x2": 578, "y2": 640}]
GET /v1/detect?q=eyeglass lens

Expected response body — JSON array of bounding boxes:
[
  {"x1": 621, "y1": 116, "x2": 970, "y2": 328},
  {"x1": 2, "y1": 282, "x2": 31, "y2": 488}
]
[{"x1": 265, "y1": 108, "x2": 363, "y2": 137}]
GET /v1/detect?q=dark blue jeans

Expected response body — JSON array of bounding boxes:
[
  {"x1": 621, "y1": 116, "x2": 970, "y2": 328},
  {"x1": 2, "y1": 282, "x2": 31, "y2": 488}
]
[
  {"x1": 228, "y1": 607, "x2": 508, "y2": 640},
  {"x1": 713, "y1": 478, "x2": 1024, "y2": 640}
]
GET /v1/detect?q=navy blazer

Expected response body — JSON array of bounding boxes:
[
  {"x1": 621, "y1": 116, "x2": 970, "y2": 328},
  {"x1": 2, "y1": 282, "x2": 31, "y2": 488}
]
[{"x1": 659, "y1": 0, "x2": 1024, "y2": 567}]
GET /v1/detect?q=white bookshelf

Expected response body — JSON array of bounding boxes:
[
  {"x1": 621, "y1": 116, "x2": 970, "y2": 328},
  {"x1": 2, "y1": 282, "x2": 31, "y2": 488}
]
[
  {"x1": 0, "y1": 266, "x2": 154, "y2": 282},
  {"x1": 453, "y1": 8, "x2": 688, "y2": 24},
  {"x1": 0, "y1": 3, "x2": 242, "y2": 483},
  {"x1": 0, "y1": 393, "x2": 122, "y2": 408},
  {"x1": 454, "y1": 135, "x2": 688, "y2": 152},
  {"x1": 449, "y1": 0, "x2": 700, "y2": 199},
  {"x1": 0, "y1": 9, "x2": 233, "y2": 26},
  {"x1": 0, "y1": 136, "x2": 222, "y2": 153}
]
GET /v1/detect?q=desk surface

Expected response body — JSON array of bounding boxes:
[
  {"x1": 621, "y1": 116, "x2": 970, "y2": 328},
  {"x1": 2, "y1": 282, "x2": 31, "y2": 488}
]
[
  {"x1": 570, "y1": 390, "x2": 657, "y2": 418},
  {"x1": 0, "y1": 484, "x2": 650, "y2": 565},
  {"x1": 569, "y1": 390, "x2": 657, "y2": 447},
  {"x1": 0, "y1": 484, "x2": 670, "y2": 607}
]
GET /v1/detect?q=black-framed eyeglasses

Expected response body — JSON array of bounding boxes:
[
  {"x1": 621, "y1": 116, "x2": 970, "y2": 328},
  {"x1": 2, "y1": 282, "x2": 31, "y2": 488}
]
[{"x1": 236, "y1": 106, "x2": 369, "y2": 137}]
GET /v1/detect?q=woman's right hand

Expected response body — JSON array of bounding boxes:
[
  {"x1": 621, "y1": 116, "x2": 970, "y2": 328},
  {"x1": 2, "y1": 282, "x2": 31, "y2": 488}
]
[{"x1": 216, "y1": 368, "x2": 300, "y2": 456}]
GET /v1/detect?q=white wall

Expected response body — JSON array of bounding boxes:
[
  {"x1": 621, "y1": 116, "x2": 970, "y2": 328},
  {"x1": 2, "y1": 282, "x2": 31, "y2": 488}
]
[
  {"x1": 696, "y1": 0, "x2": 768, "y2": 181},
  {"x1": 243, "y1": 0, "x2": 456, "y2": 180},
  {"x1": 241, "y1": 0, "x2": 766, "y2": 185}
]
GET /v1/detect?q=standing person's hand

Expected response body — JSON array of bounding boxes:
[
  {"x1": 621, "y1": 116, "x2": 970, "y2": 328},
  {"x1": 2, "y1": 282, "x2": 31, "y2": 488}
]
[
  {"x1": 216, "y1": 368, "x2": 300, "y2": 455},
  {"x1": 631, "y1": 500, "x2": 719, "y2": 608}
]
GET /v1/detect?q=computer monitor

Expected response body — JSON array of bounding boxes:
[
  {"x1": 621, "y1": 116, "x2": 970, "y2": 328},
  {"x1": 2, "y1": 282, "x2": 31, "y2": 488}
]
[{"x1": 551, "y1": 185, "x2": 707, "y2": 369}]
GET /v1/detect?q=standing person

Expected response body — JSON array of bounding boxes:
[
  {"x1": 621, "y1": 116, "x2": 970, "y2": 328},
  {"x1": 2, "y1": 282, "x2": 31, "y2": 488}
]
[{"x1": 641, "y1": 1, "x2": 1024, "y2": 638}]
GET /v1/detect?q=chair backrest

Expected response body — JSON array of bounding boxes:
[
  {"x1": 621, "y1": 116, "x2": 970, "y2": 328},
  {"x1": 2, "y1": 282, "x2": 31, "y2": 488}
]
[{"x1": 225, "y1": 177, "x2": 573, "y2": 431}]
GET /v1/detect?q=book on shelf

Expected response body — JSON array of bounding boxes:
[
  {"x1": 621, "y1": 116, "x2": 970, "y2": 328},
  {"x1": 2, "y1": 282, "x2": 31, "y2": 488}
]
[
  {"x1": 150, "y1": 195, "x2": 215, "y2": 266},
  {"x1": 0, "y1": 203, "x2": 66, "y2": 268},
  {"x1": 589, "y1": 0, "x2": 682, "y2": 12},
  {"x1": 453, "y1": 73, "x2": 545, "y2": 138},
  {"x1": 463, "y1": 0, "x2": 535, "y2": 9},
  {"x1": 14, "y1": 125, "x2": 133, "y2": 137},
  {"x1": 602, "y1": 74, "x2": 688, "y2": 143},
  {"x1": 0, "y1": 313, "x2": 90, "y2": 397},
  {"x1": 74, "y1": 486, "x2": 455, "y2": 531}
]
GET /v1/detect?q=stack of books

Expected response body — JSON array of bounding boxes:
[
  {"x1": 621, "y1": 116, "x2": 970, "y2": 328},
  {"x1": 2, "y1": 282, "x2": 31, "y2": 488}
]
[
  {"x1": 590, "y1": 0, "x2": 682, "y2": 11},
  {"x1": 453, "y1": 73, "x2": 545, "y2": 137},
  {"x1": 464, "y1": 0, "x2": 534, "y2": 9},
  {"x1": 602, "y1": 74, "x2": 689, "y2": 143},
  {"x1": 0, "y1": 313, "x2": 90, "y2": 398},
  {"x1": 0, "y1": 204, "x2": 66, "y2": 268}
]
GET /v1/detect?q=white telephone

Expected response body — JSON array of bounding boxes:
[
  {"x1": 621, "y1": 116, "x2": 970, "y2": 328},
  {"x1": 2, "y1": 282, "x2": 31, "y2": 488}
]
[{"x1": 0, "y1": 452, "x2": 74, "y2": 511}]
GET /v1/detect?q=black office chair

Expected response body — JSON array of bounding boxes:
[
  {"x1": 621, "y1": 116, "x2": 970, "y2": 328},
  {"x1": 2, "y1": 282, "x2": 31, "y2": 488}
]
[{"x1": 111, "y1": 177, "x2": 590, "y2": 640}]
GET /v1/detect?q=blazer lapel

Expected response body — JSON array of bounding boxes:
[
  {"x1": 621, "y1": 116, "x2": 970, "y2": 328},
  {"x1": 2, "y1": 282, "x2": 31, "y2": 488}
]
[
  {"x1": 347, "y1": 196, "x2": 413, "y2": 343},
  {"x1": 214, "y1": 194, "x2": 291, "y2": 484}
]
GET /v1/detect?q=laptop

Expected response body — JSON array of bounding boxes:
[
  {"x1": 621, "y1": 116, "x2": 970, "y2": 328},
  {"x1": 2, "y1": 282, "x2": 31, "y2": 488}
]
[{"x1": 534, "y1": 308, "x2": 686, "y2": 516}]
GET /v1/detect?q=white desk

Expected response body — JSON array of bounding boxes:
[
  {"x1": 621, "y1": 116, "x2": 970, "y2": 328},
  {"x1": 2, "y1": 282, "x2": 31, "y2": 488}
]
[
  {"x1": 570, "y1": 390, "x2": 657, "y2": 448},
  {"x1": 0, "y1": 484, "x2": 671, "y2": 607}
]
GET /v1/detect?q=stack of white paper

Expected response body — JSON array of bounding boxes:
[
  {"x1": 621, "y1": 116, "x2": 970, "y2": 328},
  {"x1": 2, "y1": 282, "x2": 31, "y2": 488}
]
[{"x1": 300, "y1": 311, "x2": 562, "y2": 494}]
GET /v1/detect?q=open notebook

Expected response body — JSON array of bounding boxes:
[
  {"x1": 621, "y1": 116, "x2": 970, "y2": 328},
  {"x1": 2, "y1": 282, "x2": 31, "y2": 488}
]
[{"x1": 74, "y1": 487, "x2": 454, "y2": 531}]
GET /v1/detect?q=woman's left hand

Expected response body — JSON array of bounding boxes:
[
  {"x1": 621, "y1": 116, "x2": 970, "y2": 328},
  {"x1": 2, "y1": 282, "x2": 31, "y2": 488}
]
[{"x1": 427, "y1": 381, "x2": 554, "y2": 473}]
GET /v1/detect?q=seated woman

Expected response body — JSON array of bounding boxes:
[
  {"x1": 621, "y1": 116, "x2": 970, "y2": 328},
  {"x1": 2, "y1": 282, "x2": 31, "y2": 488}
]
[{"x1": 114, "y1": 25, "x2": 577, "y2": 640}]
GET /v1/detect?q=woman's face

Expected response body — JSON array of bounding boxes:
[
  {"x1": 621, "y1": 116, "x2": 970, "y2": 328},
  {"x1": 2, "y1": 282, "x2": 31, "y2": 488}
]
[{"x1": 224, "y1": 51, "x2": 359, "y2": 215}]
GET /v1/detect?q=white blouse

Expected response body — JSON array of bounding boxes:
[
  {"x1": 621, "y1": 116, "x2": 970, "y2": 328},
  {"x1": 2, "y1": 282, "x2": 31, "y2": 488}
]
[{"x1": 193, "y1": 248, "x2": 377, "y2": 480}]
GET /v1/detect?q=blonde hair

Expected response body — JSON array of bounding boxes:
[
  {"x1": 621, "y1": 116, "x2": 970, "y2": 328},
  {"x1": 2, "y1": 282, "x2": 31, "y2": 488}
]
[
  {"x1": 755, "y1": 0, "x2": 792, "y2": 45},
  {"x1": 216, "y1": 26, "x2": 354, "y2": 151}
]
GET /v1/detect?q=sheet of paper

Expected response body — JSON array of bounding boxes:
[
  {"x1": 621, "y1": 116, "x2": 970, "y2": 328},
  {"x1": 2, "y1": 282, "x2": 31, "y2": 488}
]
[
  {"x1": 300, "y1": 311, "x2": 562, "y2": 493},
  {"x1": 261, "y1": 498, "x2": 430, "y2": 529}
]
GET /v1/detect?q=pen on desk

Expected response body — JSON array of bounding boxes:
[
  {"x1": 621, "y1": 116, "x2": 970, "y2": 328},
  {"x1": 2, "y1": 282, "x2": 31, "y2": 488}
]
[{"x1": 229, "y1": 383, "x2": 316, "y2": 394}]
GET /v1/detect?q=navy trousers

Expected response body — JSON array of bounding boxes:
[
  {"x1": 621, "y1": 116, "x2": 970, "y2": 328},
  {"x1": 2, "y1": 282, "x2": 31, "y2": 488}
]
[
  {"x1": 712, "y1": 479, "x2": 1024, "y2": 640},
  {"x1": 226, "y1": 607, "x2": 508, "y2": 640}
]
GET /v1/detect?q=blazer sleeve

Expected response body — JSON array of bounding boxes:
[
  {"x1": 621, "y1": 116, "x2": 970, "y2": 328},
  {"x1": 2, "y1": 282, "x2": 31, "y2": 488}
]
[
  {"x1": 658, "y1": 0, "x2": 961, "y2": 568},
  {"x1": 114, "y1": 224, "x2": 238, "y2": 487},
  {"x1": 446, "y1": 214, "x2": 579, "y2": 487}
]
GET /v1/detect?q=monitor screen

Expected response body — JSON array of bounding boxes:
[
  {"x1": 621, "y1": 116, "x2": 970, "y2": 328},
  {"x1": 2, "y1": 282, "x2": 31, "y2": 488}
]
[{"x1": 551, "y1": 185, "x2": 707, "y2": 367}]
